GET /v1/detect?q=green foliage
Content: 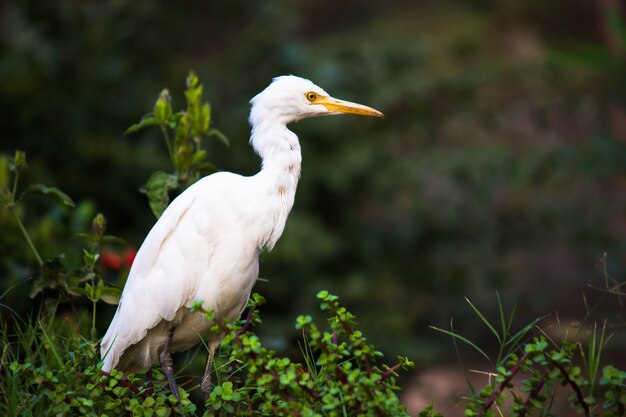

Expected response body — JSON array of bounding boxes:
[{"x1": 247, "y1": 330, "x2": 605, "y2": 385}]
[
  {"x1": 195, "y1": 292, "x2": 415, "y2": 416},
  {"x1": 0, "y1": 151, "x2": 75, "y2": 267},
  {"x1": 127, "y1": 72, "x2": 228, "y2": 218},
  {"x1": 0, "y1": 150, "x2": 124, "y2": 332},
  {"x1": 434, "y1": 296, "x2": 626, "y2": 417},
  {"x1": 461, "y1": 337, "x2": 626, "y2": 417},
  {"x1": 4, "y1": 292, "x2": 414, "y2": 416},
  {"x1": 3, "y1": 319, "x2": 196, "y2": 417}
]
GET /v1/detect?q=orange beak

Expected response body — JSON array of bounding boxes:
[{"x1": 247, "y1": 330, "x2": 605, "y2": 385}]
[{"x1": 313, "y1": 95, "x2": 384, "y2": 118}]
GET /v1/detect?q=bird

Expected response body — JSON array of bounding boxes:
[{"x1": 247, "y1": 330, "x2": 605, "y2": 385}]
[{"x1": 100, "y1": 75, "x2": 383, "y2": 399}]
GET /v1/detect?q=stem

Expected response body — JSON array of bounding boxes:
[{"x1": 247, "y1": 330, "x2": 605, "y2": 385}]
[
  {"x1": 95, "y1": 370, "x2": 142, "y2": 395},
  {"x1": 519, "y1": 370, "x2": 548, "y2": 417},
  {"x1": 12, "y1": 169, "x2": 19, "y2": 202},
  {"x1": 9, "y1": 207, "x2": 44, "y2": 267},
  {"x1": 91, "y1": 298, "x2": 97, "y2": 340},
  {"x1": 548, "y1": 358, "x2": 591, "y2": 417},
  {"x1": 160, "y1": 126, "x2": 176, "y2": 170},
  {"x1": 382, "y1": 363, "x2": 402, "y2": 380},
  {"x1": 479, "y1": 353, "x2": 528, "y2": 416},
  {"x1": 87, "y1": 268, "x2": 98, "y2": 340}
]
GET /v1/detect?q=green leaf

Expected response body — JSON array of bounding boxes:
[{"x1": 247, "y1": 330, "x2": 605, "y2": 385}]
[
  {"x1": 125, "y1": 114, "x2": 158, "y2": 135},
  {"x1": 191, "y1": 150, "x2": 207, "y2": 165},
  {"x1": 101, "y1": 235, "x2": 128, "y2": 245},
  {"x1": 95, "y1": 278, "x2": 104, "y2": 299},
  {"x1": 317, "y1": 290, "x2": 329, "y2": 299},
  {"x1": 154, "y1": 89, "x2": 173, "y2": 125},
  {"x1": 12, "y1": 150, "x2": 27, "y2": 171},
  {"x1": 83, "y1": 249, "x2": 99, "y2": 269},
  {"x1": 155, "y1": 406, "x2": 170, "y2": 417},
  {"x1": 20, "y1": 184, "x2": 75, "y2": 207},
  {"x1": 144, "y1": 171, "x2": 178, "y2": 218},
  {"x1": 100, "y1": 286, "x2": 122, "y2": 305},
  {"x1": 208, "y1": 128, "x2": 229, "y2": 147},
  {"x1": 607, "y1": 10, "x2": 626, "y2": 46},
  {"x1": 185, "y1": 84, "x2": 202, "y2": 106},
  {"x1": 91, "y1": 213, "x2": 107, "y2": 243},
  {"x1": 173, "y1": 116, "x2": 194, "y2": 171},
  {"x1": 200, "y1": 103, "x2": 211, "y2": 132},
  {"x1": 186, "y1": 71, "x2": 199, "y2": 89},
  {"x1": 31, "y1": 257, "x2": 67, "y2": 298},
  {"x1": 0, "y1": 154, "x2": 10, "y2": 192}
]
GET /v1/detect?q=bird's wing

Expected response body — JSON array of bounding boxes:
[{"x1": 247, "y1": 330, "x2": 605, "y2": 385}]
[{"x1": 101, "y1": 178, "x2": 212, "y2": 370}]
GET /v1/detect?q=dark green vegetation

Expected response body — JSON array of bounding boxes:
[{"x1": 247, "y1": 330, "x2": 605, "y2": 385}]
[{"x1": 2, "y1": 0, "x2": 626, "y2": 415}]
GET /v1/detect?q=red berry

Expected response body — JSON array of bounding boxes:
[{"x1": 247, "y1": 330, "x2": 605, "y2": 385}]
[
  {"x1": 123, "y1": 248, "x2": 137, "y2": 267},
  {"x1": 100, "y1": 249, "x2": 122, "y2": 270}
]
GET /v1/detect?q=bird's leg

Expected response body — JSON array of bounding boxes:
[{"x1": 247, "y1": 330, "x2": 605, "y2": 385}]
[
  {"x1": 159, "y1": 325, "x2": 181, "y2": 401},
  {"x1": 201, "y1": 344, "x2": 217, "y2": 400}
]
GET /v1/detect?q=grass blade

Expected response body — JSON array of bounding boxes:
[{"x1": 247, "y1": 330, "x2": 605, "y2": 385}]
[
  {"x1": 496, "y1": 291, "x2": 507, "y2": 339},
  {"x1": 430, "y1": 325, "x2": 492, "y2": 364},
  {"x1": 465, "y1": 297, "x2": 501, "y2": 345},
  {"x1": 502, "y1": 314, "x2": 549, "y2": 357},
  {"x1": 450, "y1": 319, "x2": 476, "y2": 394},
  {"x1": 38, "y1": 321, "x2": 63, "y2": 368}
]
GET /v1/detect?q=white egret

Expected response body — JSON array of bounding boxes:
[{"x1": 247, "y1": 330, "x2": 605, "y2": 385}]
[{"x1": 100, "y1": 75, "x2": 383, "y2": 398}]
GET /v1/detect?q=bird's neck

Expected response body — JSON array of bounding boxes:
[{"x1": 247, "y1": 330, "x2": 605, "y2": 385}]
[{"x1": 250, "y1": 120, "x2": 302, "y2": 250}]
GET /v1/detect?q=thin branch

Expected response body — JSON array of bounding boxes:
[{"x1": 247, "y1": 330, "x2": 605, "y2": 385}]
[
  {"x1": 547, "y1": 358, "x2": 591, "y2": 417},
  {"x1": 479, "y1": 353, "x2": 528, "y2": 416},
  {"x1": 519, "y1": 370, "x2": 548, "y2": 417},
  {"x1": 160, "y1": 126, "x2": 176, "y2": 171}
]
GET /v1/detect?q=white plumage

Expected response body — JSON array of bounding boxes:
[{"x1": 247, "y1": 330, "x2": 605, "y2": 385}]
[{"x1": 100, "y1": 75, "x2": 382, "y2": 394}]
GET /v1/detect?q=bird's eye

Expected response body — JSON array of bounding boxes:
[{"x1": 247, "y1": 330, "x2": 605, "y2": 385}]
[{"x1": 305, "y1": 92, "x2": 318, "y2": 102}]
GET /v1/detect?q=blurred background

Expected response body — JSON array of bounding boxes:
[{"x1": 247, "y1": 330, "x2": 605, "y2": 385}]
[{"x1": 1, "y1": 0, "x2": 625, "y2": 414}]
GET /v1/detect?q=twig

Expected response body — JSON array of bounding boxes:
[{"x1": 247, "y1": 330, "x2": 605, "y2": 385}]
[
  {"x1": 479, "y1": 353, "x2": 528, "y2": 416},
  {"x1": 547, "y1": 358, "x2": 591, "y2": 417},
  {"x1": 518, "y1": 370, "x2": 548, "y2": 417},
  {"x1": 381, "y1": 363, "x2": 402, "y2": 380}
]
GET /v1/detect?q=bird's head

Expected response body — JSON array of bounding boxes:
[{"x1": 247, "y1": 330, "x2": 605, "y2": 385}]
[{"x1": 249, "y1": 75, "x2": 383, "y2": 126}]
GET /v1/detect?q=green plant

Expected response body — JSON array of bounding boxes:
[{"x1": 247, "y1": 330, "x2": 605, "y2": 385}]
[
  {"x1": 4, "y1": 291, "x2": 414, "y2": 416},
  {"x1": 0, "y1": 150, "x2": 75, "y2": 268},
  {"x1": 433, "y1": 296, "x2": 626, "y2": 417},
  {"x1": 126, "y1": 71, "x2": 228, "y2": 218},
  {"x1": 0, "y1": 151, "x2": 122, "y2": 323},
  {"x1": 3, "y1": 318, "x2": 196, "y2": 417},
  {"x1": 194, "y1": 291, "x2": 415, "y2": 417}
]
